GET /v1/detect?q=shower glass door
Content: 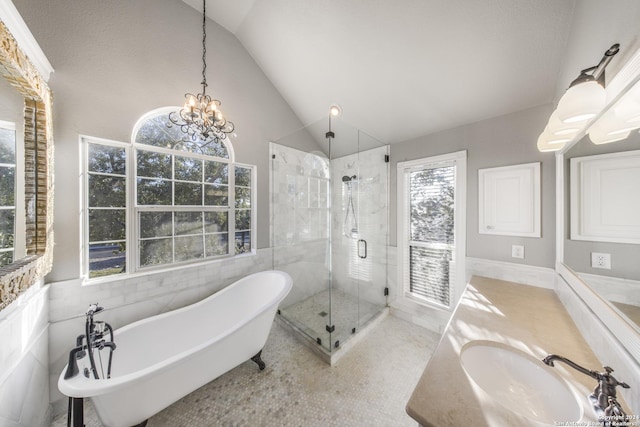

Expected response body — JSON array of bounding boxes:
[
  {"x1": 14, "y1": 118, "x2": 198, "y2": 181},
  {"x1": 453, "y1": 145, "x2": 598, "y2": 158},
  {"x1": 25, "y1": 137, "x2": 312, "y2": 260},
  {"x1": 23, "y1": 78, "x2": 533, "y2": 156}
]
[
  {"x1": 271, "y1": 117, "x2": 389, "y2": 355},
  {"x1": 329, "y1": 126, "x2": 389, "y2": 349}
]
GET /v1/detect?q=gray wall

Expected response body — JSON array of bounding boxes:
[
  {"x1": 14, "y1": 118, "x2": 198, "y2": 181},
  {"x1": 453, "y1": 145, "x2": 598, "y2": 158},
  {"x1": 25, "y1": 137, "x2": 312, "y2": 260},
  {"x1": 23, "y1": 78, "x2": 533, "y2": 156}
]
[
  {"x1": 13, "y1": 0, "x2": 318, "y2": 282},
  {"x1": 390, "y1": 103, "x2": 556, "y2": 268}
]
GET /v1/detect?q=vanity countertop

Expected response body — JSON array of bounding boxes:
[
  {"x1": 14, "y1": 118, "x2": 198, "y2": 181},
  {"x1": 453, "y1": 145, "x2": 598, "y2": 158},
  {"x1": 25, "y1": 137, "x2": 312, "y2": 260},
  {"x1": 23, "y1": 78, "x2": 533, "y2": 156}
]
[{"x1": 406, "y1": 275, "x2": 630, "y2": 426}]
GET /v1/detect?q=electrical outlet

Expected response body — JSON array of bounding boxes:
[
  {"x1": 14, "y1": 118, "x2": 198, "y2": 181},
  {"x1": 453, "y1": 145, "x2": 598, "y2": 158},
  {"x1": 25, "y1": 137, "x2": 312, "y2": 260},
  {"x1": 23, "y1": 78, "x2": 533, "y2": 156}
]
[
  {"x1": 591, "y1": 252, "x2": 611, "y2": 269},
  {"x1": 511, "y1": 245, "x2": 524, "y2": 259}
]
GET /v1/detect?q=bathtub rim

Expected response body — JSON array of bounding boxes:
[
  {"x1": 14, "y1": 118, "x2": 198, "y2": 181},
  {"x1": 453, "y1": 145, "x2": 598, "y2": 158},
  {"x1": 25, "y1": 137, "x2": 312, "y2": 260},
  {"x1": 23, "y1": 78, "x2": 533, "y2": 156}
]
[{"x1": 58, "y1": 270, "x2": 292, "y2": 398}]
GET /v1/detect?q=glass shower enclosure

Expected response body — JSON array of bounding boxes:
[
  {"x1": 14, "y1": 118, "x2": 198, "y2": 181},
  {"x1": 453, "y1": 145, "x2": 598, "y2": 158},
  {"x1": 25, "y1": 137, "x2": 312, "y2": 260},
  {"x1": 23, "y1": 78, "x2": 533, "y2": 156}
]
[{"x1": 270, "y1": 116, "x2": 389, "y2": 357}]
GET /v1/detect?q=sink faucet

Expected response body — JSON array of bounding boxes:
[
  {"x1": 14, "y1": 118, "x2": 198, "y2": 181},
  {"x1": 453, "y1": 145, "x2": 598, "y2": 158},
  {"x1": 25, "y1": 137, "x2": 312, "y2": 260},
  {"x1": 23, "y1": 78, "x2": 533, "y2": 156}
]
[{"x1": 543, "y1": 355, "x2": 631, "y2": 418}]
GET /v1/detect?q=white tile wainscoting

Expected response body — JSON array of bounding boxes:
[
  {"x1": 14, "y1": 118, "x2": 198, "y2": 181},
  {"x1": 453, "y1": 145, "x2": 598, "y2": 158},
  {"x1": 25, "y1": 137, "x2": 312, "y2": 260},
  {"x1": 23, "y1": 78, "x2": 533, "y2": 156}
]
[{"x1": 0, "y1": 282, "x2": 50, "y2": 427}]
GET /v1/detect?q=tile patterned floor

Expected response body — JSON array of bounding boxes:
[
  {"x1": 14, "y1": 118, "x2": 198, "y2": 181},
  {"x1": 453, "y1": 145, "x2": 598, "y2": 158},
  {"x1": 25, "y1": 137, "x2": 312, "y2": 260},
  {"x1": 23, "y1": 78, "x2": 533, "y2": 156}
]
[{"x1": 52, "y1": 315, "x2": 440, "y2": 427}]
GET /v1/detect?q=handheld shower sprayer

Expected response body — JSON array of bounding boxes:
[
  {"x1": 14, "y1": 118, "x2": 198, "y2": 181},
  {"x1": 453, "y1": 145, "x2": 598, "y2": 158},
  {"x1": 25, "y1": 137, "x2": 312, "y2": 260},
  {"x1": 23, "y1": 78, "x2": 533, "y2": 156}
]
[{"x1": 342, "y1": 175, "x2": 358, "y2": 238}]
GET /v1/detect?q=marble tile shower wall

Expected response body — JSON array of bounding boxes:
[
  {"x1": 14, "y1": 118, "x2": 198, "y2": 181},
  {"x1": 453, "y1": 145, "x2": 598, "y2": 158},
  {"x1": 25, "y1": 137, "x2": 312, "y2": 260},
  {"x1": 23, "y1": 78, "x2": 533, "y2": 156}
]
[
  {"x1": 48, "y1": 249, "x2": 272, "y2": 413},
  {"x1": 331, "y1": 146, "x2": 389, "y2": 307},
  {"x1": 271, "y1": 144, "x2": 331, "y2": 308},
  {"x1": 0, "y1": 282, "x2": 50, "y2": 427}
]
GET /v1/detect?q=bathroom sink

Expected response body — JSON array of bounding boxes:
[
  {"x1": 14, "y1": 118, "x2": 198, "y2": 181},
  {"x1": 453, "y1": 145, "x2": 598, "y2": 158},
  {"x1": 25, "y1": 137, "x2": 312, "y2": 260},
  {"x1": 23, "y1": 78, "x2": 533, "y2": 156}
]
[{"x1": 460, "y1": 341, "x2": 582, "y2": 425}]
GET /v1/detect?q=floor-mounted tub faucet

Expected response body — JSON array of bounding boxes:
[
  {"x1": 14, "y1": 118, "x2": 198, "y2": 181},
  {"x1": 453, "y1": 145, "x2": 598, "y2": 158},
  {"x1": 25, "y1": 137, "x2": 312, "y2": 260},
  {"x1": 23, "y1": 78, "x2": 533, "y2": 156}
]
[
  {"x1": 63, "y1": 303, "x2": 116, "y2": 380},
  {"x1": 542, "y1": 354, "x2": 631, "y2": 419}
]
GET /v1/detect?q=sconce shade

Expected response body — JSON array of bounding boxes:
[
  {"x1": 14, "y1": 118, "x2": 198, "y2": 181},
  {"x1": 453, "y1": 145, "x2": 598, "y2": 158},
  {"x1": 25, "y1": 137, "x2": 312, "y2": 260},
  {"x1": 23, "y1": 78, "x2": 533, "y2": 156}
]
[
  {"x1": 612, "y1": 82, "x2": 640, "y2": 123},
  {"x1": 548, "y1": 111, "x2": 581, "y2": 136},
  {"x1": 537, "y1": 129, "x2": 566, "y2": 152},
  {"x1": 556, "y1": 79, "x2": 606, "y2": 124},
  {"x1": 588, "y1": 120, "x2": 631, "y2": 144}
]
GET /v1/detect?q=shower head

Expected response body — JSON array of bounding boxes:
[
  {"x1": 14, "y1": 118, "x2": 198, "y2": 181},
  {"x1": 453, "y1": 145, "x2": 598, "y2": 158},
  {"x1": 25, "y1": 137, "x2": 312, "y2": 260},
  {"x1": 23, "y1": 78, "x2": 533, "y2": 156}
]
[{"x1": 342, "y1": 175, "x2": 357, "y2": 182}]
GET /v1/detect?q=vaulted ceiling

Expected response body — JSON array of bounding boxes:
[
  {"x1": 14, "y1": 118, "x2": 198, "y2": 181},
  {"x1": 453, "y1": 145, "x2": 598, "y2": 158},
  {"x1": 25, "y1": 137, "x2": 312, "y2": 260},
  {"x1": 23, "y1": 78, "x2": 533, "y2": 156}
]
[{"x1": 183, "y1": 0, "x2": 576, "y2": 144}]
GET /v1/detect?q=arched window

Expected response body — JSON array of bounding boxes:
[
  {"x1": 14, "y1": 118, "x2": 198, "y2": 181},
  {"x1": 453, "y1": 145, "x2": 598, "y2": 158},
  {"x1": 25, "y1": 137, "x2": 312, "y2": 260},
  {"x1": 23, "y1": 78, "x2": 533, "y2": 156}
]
[{"x1": 82, "y1": 108, "x2": 254, "y2": 279}]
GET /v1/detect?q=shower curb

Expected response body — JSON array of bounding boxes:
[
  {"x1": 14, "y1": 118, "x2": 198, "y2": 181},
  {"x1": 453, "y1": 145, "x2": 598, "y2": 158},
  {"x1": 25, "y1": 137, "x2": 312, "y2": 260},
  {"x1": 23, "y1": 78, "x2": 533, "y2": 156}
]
[{"x1": 275, "y1": 307, "x2": 389, "y2": 366}]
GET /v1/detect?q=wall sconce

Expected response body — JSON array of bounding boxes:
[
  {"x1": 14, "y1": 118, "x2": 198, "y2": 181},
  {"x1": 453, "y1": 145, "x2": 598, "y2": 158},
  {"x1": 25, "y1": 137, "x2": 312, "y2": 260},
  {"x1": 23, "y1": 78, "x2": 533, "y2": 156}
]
[{"x1": 537, "y1": 44, "x2": 620, "y2": 152}]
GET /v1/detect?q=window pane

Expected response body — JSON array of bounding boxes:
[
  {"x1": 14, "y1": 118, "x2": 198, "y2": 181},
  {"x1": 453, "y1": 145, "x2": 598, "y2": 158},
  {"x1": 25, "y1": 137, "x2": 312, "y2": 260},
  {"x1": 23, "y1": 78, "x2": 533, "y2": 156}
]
[
  {"x1": 137, "y1": 178, "x2": 171, "y2": 205},
  {"x1": 0, "y1": 166, "x2": 15, "y2": 205},
  {"x1": 0, "y1": 251, "x2": 12, "y2": 267},
  {"x1": 89, "y1": 175, "x2": 126, "y2": 207},
  {"x1": 235, "y1": 209, "x2": 250, "y2": 231},
  {"x1": 206, "y1": 233, "x2": 228, "y2": 256},
  {"x1": 409, "y1": 167, "x2": 455, "y2": 244},
  {"x1": 235, "y1": 187, "x2": 251, "y2": 209},
  {"x1": 235, "y1": 231, "x2": 251, "y2": 254},
  {"x1": 137, "y1": 150, "x2": 171, "y2": 179},
  {"x1": 89, "y1": 209, "x2": 126, "y2": 241},
  {"x1": 409, "y1": 245, "x2": 452, "y2": 307},
  {"x1": 140, "y1": 211, "x2": 172, "y2": 238},
  {"x1": 175, "y1": 212, "x2": 202, "y2": 235},
  {"x1": 140, "y1": 238, "x2": 172, "y2": 266},
  {"x1": 136, "y1": 113, "x2": 228, "y2": 159},
  {"x1": 89, "y1": 242, "x2": 126, "y2": 278},
  {"x1": 204, "y1": 162, "x2": 228, "y2": 184},
  {"x1": 0, "y1": 128, "x2": 16, "y2": 163},
  {"x1": 204, "y1": 184, "x2": 228, "y2": 206},
  {"x1": 199, "y1": 139, "x2": 229, "y2": 159},
  {"x1": 175, "y1": 156, "x2": 202, "y2": 182},
  {"x1": 135, "y1": 116, "x2": 176, "y2": 148},
  {"x1": 88, "y1": 144, "x2": 125, "y2": 175},
  {"x1": 235, "y1": 166, "x2": 251, "y2": 187},
  {"x1": 175, "y1": 235, "x2": 204, "y2": 262},
  {"x1": 204, "y1": 211, "x2": 228, "y2": 233},
  {"x1": 175, "y1": 182, "x2": 202, "y2": 205},
  {"x1": 0, "y1": 209, "x2": 14, "y2": 249}
]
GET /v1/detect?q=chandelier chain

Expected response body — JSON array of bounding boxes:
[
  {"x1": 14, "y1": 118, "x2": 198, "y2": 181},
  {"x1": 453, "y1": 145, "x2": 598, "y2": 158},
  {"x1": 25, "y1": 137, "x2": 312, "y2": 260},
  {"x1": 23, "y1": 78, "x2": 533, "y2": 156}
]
[{"x1": 201, "y1": 0, "x2": 207, "y2": 93}]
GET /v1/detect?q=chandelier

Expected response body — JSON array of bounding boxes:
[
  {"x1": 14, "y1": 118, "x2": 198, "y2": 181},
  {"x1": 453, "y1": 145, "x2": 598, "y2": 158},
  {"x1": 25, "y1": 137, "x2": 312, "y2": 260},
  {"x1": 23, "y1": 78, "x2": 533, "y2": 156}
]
[{"x1": 168, "y1": 0, "x2": 234, "y2": 147}]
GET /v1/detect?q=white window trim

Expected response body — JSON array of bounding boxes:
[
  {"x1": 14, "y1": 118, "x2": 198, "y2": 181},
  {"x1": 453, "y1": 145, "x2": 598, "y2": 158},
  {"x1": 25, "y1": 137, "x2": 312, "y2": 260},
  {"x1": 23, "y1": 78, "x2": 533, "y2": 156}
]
[
  {"x1": 396, "y1": 150, "x2": 467, "y2": 311},
  {"x1": 80, "y1": 129, "x2": 256, "y2": 283}
]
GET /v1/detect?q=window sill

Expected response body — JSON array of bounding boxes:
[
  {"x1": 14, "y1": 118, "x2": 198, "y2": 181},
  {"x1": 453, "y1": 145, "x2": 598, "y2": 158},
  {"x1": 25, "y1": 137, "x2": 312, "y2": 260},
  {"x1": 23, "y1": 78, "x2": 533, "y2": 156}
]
[
  {"x1": 82, "y1": 250, "x2": 257, "y2": 286},
  {"x1": 401, "y1": 291, "x2": 452, "y2": 312}
]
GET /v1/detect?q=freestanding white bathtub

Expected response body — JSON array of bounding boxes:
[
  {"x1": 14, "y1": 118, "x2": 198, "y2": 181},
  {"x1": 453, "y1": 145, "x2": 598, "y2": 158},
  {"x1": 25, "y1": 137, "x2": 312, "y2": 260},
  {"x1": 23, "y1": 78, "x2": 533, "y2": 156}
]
[{"x1": 58, "y1": 270, "x2": 292, "y2": 427}]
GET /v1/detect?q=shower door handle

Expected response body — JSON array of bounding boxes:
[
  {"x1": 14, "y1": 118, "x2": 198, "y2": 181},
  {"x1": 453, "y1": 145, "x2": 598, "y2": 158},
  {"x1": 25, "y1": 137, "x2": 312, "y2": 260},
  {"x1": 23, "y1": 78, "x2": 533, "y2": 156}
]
[{"x1": 358, "y1": 239, "x2": 367, "y2": 259}]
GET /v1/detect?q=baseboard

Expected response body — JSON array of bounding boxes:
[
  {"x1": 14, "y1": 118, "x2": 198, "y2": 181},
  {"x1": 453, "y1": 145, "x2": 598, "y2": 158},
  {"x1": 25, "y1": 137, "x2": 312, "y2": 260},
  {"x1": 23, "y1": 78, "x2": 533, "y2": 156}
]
[{"x1": 466, "y1": 257, "x2": 556, "y2": 289}]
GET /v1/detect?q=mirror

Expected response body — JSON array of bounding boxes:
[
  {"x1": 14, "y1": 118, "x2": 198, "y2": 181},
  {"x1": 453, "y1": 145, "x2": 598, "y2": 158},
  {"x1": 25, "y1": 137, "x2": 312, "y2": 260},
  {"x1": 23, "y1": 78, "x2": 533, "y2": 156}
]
[
  {"x1": 0, "y1": 18, "x2": 54, "y2": 310},
  {"x1": 563, "y1": 127, "x2": 640, "y2": 330},
  {"x1": 561, "y1": 51, "x2": 640, "y2": 343}
]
